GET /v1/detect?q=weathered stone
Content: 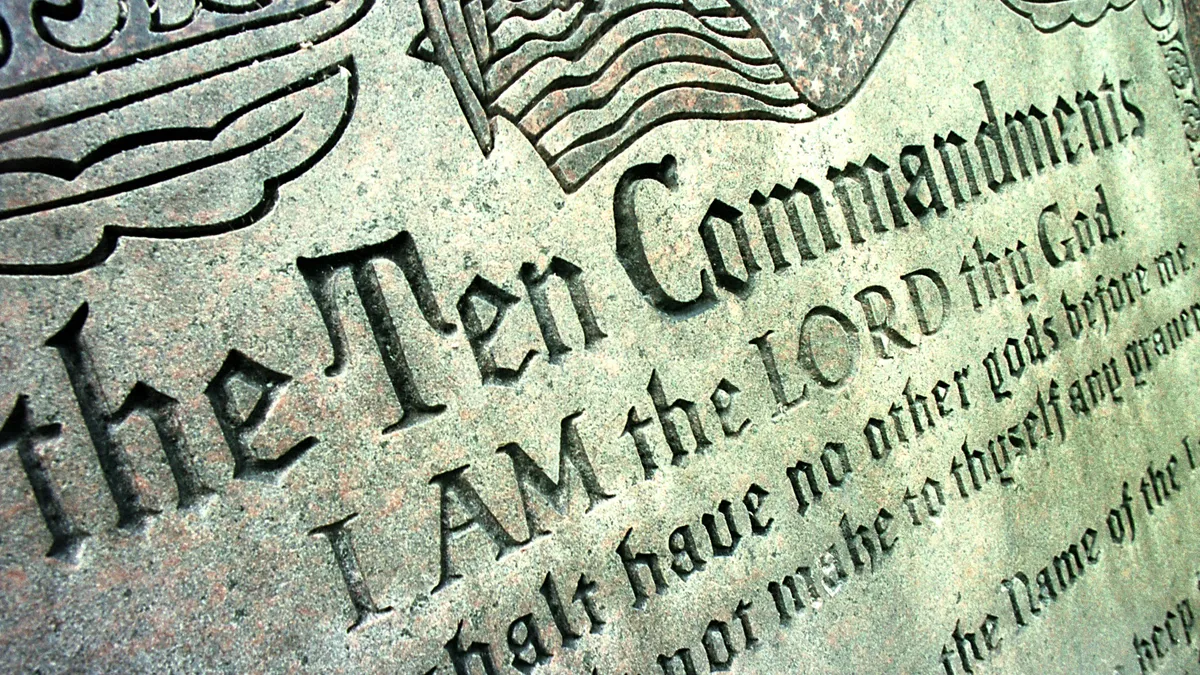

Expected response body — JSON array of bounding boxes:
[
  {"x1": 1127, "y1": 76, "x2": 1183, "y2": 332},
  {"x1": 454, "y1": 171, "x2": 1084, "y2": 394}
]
[{"x1": 1, "y1": 0, "x2": 1200, "y2": 672}]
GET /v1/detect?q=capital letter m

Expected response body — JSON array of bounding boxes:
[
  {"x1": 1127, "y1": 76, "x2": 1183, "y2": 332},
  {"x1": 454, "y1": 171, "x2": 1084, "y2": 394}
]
[{"x1": 499, "y1": 411, "x2": 613, "y2": 539}]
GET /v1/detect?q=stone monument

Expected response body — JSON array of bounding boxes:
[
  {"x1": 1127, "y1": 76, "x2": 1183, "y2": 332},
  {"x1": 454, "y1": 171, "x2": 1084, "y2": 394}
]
[{"x1": 1, "y1": 0, "x2": 1200, "y2": 671}]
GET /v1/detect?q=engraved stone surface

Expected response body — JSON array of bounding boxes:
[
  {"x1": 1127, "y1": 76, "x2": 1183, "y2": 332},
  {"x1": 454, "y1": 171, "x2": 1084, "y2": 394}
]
[{"x1": 3, "y1": 0, "x2": 1200, "y2": 672}]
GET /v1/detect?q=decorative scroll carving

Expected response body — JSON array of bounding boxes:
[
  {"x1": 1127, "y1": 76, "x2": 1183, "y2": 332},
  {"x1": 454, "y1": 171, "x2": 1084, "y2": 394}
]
[
  {"x1": 0, "y1": 0, "x2": 372, "y2": 276},
  {"x1": 31, "y1": 0, "x2": 128, "y2": 53},
  {"x1": 1142, "y1": 0, "x2": 1200, "y2": 179},
  {"x1": 0, "y1": 0, "x2": 368, "y2": 94},
  {"x1": 416, "y1": 0, "x2": 914, "y2": 191},
  {"x1": 1000, "y1": 0, "x2": 1136, "y2": 31}
]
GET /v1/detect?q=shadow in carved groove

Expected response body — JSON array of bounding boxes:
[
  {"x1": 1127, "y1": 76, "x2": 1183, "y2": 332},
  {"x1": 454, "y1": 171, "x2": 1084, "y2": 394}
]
[{"x1": 0, "y1": 15, "x2": 10, "y2": 68}]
